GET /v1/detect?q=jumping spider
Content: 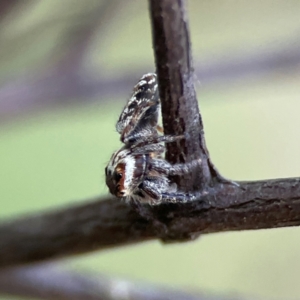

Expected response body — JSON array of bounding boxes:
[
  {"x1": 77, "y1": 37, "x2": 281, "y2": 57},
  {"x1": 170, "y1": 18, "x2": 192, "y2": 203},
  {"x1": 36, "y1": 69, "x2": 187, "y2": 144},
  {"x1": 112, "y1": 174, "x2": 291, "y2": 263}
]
[{"x1": 105, "y1": 73, "x2": 203, "y2": 205}]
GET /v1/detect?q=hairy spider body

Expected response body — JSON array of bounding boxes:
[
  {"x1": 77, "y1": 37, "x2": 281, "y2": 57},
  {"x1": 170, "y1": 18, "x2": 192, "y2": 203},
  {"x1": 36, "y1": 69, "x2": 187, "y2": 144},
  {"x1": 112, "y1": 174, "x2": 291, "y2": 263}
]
[
  {"x1": 105, "y1": 73, "x2": 203, "y2": 205},
  {"x1": 116, "y1": 73, "x2": 162, "y2": 144}
]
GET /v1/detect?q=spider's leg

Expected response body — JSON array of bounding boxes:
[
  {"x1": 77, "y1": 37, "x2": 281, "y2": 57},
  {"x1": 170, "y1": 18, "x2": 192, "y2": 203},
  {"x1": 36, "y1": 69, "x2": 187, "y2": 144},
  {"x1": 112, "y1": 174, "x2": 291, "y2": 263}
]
[
  {"x1": 121, "y1": 126, "x2": 158, "y2": 145},
  {"x1": 131, "y1": 143, "x2": 164, "y2": 155},
  {"x1": 160, "y1": 190, "x2": 206, "y2": 204},
  {"x1": 139, "y1": 179, "x2": 206, "y2": 205},
  {"x1": 132, "y1": 134, "x2": 184, "y2": 149},
  {"x1": 149, "y1": 134, "x2": 184, "y2": 144},
  {"x1": 126, "y1": 122, "x2": 164, "y2": 144},
  {"x1": 137, "y1": 179, "x2": 165, "y2": 205},
  {"x1": 135, "y1": 177, "x2": 169, "y2": 205},
  {"x1": 151, "y1": 158, "x2": 202, "y2": 176}
]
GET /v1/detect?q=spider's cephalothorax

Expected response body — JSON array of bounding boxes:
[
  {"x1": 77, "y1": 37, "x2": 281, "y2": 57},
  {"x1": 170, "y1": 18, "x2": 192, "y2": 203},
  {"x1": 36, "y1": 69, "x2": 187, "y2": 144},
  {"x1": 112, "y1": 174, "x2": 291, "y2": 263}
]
[
  {"x1": 116, "y1": 73, "x2": 162, "y2": 144},
  {"x1": 105, "y1": 73, "x2": 203, "y2": 205}
]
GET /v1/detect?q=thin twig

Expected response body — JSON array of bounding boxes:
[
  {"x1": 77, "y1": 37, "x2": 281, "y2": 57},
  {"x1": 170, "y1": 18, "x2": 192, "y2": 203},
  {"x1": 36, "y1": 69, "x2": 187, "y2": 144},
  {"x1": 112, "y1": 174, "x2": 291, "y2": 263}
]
[
  {"x1": 0, "y1": 0, "x2": 21, "y2": 21},
  {"x1": 0, "y1": 0, "x2": 124, "y2": 121},
  {"x1": 0, "y1": 263, "x2": 249, "y2": 300},
  {"x1": 0, "y1": 42, "x2": 299, "y2": 122}
]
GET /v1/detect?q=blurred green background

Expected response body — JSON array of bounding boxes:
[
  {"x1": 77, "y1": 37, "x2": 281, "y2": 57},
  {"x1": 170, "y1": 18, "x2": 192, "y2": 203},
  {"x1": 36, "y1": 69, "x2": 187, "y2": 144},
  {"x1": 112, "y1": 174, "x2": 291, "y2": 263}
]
[{"x1": 1, "y1": 0, "x2": 300, "y2": 299}]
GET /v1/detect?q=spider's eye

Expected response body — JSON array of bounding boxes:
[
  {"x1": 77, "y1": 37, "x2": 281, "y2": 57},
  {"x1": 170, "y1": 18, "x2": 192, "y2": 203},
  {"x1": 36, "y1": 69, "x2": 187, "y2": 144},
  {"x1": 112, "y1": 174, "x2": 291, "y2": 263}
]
[{"x1": 114, "y1": 172, "x2": 122, "y2": 183}]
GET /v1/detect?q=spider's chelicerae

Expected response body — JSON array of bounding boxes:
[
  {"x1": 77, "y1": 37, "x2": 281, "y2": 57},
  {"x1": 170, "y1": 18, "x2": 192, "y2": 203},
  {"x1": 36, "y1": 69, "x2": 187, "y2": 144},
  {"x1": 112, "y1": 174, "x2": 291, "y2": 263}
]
[{"x1": 105, "y1": 73, "x2": 203, "y2": 205}]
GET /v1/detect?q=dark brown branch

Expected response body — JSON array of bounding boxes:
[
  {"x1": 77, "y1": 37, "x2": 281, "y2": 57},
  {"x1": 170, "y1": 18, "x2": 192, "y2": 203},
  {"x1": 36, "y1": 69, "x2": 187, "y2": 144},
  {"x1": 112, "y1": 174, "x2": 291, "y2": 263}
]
[
  {"x1": 1, "y1": 178, "x2": 300, "y2": 268},
  {"x1": 149, "y1": 0, "x2": 213, "y2": 192},
  {"x1": 0, "y1": 264, "x2": 246, "y2": 300}
]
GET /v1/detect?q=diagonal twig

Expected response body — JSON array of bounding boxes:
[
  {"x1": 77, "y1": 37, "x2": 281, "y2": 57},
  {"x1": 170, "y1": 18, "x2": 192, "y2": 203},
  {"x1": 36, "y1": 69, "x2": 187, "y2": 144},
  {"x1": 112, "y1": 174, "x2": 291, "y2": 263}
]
[
  {"x1": 1, "y1": 41, "x2": 299, "y2": 123},
  {"x1": 0, "y1": 0, "x2": 124, "y2": 121},
  {"x1": 0, "y1": 263, "x2": 254, "y2": 300},
  {"x1": 0, "y1": 0, "x2": 21, "y2": 21}
]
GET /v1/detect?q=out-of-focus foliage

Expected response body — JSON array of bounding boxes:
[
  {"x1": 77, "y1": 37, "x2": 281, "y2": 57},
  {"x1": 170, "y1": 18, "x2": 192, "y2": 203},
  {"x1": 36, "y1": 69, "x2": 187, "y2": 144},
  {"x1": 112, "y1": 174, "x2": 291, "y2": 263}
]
[{"x1": 1, "y1": 1, "x2": 300, "y2": 299}]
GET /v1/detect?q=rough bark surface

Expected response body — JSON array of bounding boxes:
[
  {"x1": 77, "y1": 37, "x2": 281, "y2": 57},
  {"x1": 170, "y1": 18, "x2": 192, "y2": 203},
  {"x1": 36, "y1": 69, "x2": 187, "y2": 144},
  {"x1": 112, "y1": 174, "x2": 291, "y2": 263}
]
[{"x1": 1, "y1": 178, "x2": 300, "y2": 268}]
